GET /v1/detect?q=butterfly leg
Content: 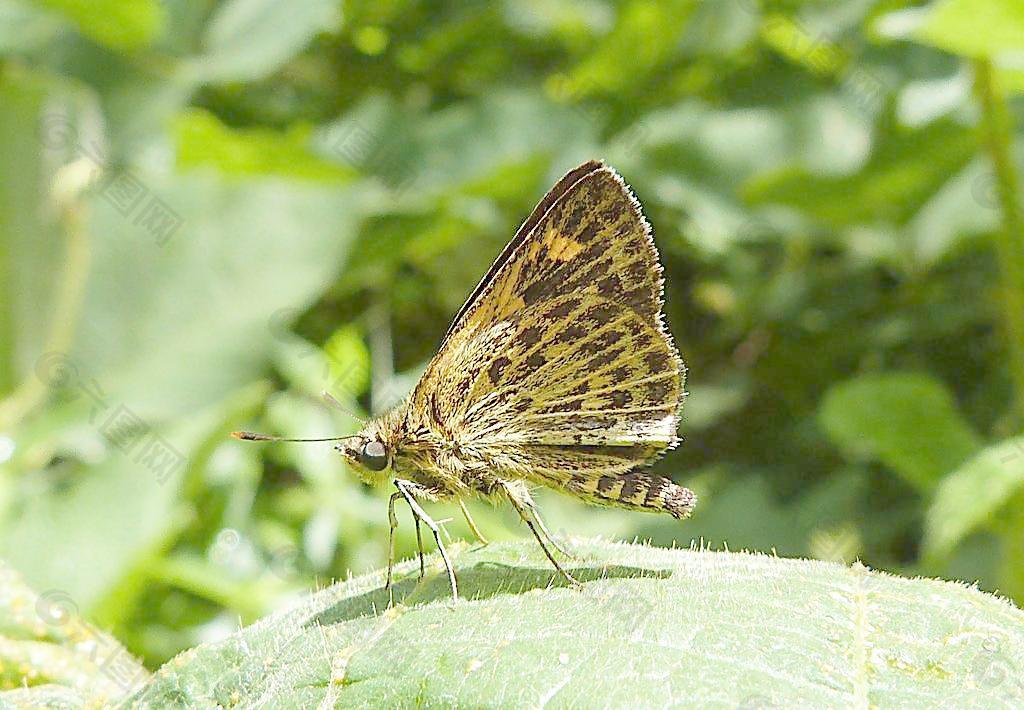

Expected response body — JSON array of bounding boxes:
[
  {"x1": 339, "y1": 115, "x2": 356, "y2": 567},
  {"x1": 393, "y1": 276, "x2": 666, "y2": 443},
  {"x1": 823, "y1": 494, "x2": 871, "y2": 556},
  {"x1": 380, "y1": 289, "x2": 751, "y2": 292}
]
[
  {"x1": 395, "y1": 480, "x2": 459, "y2": 602},
  {"x1": 532, "y1": 506, "x2": 575, "y2": 559},
  {"x1": 459, "y1": 499, "x2": 490, "y2": 546},
  {"x1": 385, "y1": 490, "x2": 402, "y2": 605},
  {"x1": 414, "y1": 515, "x2": 425, "y2": 580},
  {"x1": 501, "y1": 482, "x2": 580, "y2": 588}
]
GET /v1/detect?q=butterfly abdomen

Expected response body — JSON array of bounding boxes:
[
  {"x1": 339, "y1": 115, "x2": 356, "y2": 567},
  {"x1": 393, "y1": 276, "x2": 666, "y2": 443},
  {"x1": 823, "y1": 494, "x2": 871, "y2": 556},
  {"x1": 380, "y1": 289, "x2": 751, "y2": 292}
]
[{"x1": 569, "y1": 470, "x2": 696, "y2": 519}]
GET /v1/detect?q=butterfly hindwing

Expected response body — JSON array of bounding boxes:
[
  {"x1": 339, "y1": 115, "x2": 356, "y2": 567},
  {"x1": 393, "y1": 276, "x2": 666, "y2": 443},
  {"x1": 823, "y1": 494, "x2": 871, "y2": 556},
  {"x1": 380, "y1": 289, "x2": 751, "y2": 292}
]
[{"x1": 461, "y1": 293, "x2": 681, "y2": 449}]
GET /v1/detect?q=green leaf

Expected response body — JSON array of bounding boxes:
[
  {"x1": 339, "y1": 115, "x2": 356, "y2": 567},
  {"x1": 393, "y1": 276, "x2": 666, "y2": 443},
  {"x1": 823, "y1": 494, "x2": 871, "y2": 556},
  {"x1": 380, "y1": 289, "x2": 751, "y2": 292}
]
[
  {"x1": 187, "y1": 0, "x2": 341, "y2": 83},
  {"x1": 923, "y1": 435, "x2": 1024, "y2": 560},
  {"x1": 0, "y1": 385, "x2": 264, "y2": 615},
  {"x1": 0, "y1": 165, "x2": 366, "y2": 610},
  {"x1": 819, "y1": 372, "x2": 982, "y2": 492},
  {"x1": 323, "y1": 324, "x2": 370, "y2": 399},
  {"x1": 73, "y1": 170, "x2": 364, "y2": 418},
  {"x1": 128, "y1": 540, "x2": 1024, "y2": 707},
  {"x1": 761, "y1": 14, "x2": 851, "y2": 78},
  {"x1": 0, "y1": 559, "x2": 147, "y2": 704},
  {"x1": 916, "y1": 0, "x2": 1024, "y2": 61},
  {"x1": 174, "y1": 109, "x2": 354, "y2": 182},
  {"x1": 744, "y1": 121, "x2": 977, "y2": 228},
  {"x1": 31, "y1": 0, "x2": 164, "y2": 51},
  {"x1": 565, "y1": 0, "x2": 698, "y2": 94}
]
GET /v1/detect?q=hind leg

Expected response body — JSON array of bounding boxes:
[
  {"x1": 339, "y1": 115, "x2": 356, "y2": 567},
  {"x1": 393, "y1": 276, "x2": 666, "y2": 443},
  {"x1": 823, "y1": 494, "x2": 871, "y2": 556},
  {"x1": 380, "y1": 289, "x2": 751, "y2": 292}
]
[{"x1": 500, "y1": 481, "x2": 580, "y2": 587}]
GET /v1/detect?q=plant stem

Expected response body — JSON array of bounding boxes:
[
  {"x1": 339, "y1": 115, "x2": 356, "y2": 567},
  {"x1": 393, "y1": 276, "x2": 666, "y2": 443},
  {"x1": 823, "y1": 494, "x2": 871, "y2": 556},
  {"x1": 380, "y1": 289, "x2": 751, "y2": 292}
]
[
  {"x1": 0, "y1": 195, "x2": 91, "y2": 430},
  {"x1": 973, "y1": 60, "x2": 1024, "y2": 429}
]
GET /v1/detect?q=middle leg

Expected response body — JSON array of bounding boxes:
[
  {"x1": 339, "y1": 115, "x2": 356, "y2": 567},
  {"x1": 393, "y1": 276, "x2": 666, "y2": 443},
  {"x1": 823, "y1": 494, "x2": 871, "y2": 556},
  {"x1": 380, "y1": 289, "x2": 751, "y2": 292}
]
[{"x1": 459, "y1": 499, "x2": 490, "y2": 546}]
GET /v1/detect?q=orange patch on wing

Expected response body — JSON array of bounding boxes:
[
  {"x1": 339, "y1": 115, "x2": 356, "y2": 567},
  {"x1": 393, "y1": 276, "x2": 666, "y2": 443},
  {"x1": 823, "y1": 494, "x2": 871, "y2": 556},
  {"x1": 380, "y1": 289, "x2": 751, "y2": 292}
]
[{"x1": 543, "y1": 230, "x2": 584, "y2": 262}]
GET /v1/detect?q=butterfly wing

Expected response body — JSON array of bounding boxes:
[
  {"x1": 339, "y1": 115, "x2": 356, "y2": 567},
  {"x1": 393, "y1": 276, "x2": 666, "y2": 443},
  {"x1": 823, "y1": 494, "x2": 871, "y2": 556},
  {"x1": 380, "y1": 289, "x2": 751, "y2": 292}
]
[{"x1": 405, "y1": 161, "x2": 692, "y2": 516}]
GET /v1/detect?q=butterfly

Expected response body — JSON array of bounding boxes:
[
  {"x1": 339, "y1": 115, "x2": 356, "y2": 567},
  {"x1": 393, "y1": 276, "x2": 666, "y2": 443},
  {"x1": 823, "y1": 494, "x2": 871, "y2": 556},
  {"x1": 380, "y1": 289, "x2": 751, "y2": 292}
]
[{"x1": 235, "y1": 160, "x2": 695, "y2": 601}]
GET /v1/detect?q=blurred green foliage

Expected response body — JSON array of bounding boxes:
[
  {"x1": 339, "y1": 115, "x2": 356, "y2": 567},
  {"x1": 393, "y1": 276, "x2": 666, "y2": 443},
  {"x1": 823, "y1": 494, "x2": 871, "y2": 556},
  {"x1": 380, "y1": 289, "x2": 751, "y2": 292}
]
[{"x1": 1, "y1": 0, "x2": 1023, "y2": 685}]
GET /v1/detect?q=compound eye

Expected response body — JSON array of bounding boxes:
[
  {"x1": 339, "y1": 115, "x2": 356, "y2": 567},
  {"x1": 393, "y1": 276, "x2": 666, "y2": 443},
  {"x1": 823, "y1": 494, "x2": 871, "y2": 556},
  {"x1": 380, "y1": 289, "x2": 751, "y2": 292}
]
[{"x1": 359, "y1": 440, "x2": 389, "y2": 471}]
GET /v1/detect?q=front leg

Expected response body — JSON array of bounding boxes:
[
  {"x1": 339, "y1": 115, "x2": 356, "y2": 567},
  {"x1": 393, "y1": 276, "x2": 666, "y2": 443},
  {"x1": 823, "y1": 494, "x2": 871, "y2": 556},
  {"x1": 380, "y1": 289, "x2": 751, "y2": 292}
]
[
  {"x1": 385, "y1": 491, "x2": 402, "y2": 605},
  {"x1": 394, "y1": 479, "x2": 460, "y2": 602}
]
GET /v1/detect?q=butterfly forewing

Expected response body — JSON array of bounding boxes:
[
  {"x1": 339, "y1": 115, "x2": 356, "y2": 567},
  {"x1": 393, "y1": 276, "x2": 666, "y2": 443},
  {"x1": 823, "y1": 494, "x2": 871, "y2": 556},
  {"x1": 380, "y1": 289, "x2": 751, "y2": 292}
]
[{"x1": 406, "y1": 162, "x2": 685, "y2": 498}]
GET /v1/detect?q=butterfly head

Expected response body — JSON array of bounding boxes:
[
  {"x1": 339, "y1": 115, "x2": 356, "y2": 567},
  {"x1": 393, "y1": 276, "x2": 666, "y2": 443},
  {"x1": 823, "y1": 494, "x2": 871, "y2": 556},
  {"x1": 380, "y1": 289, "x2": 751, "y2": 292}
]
[{"x1": 334, "y1": 431, "x2": 392, "y2": 483}]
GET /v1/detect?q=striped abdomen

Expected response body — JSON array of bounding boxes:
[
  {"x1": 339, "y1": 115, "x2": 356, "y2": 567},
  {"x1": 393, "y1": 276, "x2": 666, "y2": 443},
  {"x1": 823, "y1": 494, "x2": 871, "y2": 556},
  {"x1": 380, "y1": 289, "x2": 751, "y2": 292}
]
[{"x1": 569, "y1": 471, "x2": 696, "y2": 519}]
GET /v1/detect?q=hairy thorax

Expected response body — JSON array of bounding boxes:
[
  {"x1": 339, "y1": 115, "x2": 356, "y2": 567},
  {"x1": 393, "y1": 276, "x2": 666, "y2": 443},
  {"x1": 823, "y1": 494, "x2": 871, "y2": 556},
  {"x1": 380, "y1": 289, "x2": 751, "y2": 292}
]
[{"x1": 373, "y1": 403, "x2": 498, "y2": 499}]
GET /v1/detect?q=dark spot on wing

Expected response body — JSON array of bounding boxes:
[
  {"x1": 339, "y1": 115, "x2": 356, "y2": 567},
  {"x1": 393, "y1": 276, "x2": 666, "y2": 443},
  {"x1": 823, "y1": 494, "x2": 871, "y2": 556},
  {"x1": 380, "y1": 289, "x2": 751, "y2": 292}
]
[
  {"x1": 546, "y1": 297, "x2": 581, "y2": 319},
  {"x1": 645, "y1": 349, "x2": 669, "y2": 373},
  {"x1": 610, "y1": 390, "x2": 633, "y2": 407},
  {"x1": 555, "y1": 324, "x2": 587, "y2": 345},
  {"x1": 597, "y1": 274, "x2": 622, "y2": 298},
  {"x1": 518, "y1": 325, "x2": 543, "y2": 347},
  {"x1": 579, "y1": 240, "x2": 610, "y2": 265},
  {"x1": 488, "y1": 356, "x2": 511, "y2": 385},
  {"x1": 611, "y1": 365, "x2": 633, "y2": 381},
  {"x1": 584, "y1": 302, "x2": 618, "y2": 326},
  {"x1": 619, "y1": 475, "x2": 642, "y2": 502},
  {"x1": 644, "y1": 477, "x2": 666, "y2": 505},
  {"x1": 513, "y1": 398, "x2": 533, "y2": 414},
  {"x1": 577, "y1": 220, "x2": 601, "y2": 243},
  {"x1": 587, "y1": 345, "x2": 626, "y2": 371},
  {"x1": 597, "y1": 475, "x2": 618, "y2": 494},
  {"x1": 647, "y1": 378, "x2": 672, "y2": 401},
  {"x1": 521, "y1": 273, "x2": 560, "y2": 306},
  {"x1": 600, "y1": 200, "x2": 625, "y2": 225},
  {"x1": 563, "y1": 202, "x2": 586, "y2": 232},
  {"x1": 625, "y1": 258, "x2": 648, "y2": 281}
]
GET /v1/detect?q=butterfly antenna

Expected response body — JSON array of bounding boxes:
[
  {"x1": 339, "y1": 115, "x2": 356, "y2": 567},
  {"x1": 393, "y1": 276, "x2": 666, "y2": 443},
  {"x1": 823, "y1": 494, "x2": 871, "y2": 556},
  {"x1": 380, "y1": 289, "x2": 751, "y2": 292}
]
[
  {"x1": 230, "y1": 431, "x2": 359, "y2": 443},
  {"x1": 321, "y1": 391, "x2": 366, "y2": 424}
]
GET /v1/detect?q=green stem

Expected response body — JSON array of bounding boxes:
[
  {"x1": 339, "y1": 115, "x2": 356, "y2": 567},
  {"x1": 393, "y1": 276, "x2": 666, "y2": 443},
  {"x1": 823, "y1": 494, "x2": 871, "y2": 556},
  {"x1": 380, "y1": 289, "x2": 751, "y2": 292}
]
[
  {"x1": 973, "y1": 60, "x2": 1024, "y2": 430},
  {"x1": 0, "y1": 198, "x2": 91, "y2": 430}
]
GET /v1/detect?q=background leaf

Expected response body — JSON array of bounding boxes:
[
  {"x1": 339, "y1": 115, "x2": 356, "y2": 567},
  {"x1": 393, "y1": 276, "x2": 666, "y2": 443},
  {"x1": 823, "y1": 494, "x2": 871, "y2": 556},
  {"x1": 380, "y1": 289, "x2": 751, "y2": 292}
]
[
  {"x1": 914, "y1": 0, "x2": 1024, "y2": 61},
  {"x1": 923, "y1": 435, "x2": 1024, "y2": 559},
  {"x1": 189, "y1": 0, "x2": 341, "y2": 82},
  {"x1": 33, "y1": 0, "x2": 164, "y2": 51},
  {"x1": 819, "y1": 372, "x2": 982, "y2": 492}
]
